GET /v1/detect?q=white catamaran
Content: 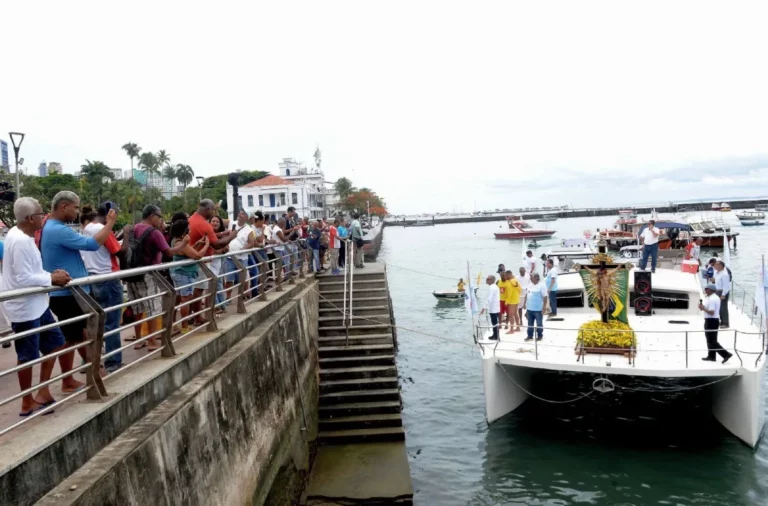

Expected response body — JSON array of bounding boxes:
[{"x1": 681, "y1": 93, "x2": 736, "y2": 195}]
[{"x1": 476, "y1": 240, "x2": 767, "y2": 447}]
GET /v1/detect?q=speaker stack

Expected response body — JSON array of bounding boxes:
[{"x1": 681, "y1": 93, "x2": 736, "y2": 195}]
[{"x1": 634, "y1": 271, "x2": 652, "y2": 316}]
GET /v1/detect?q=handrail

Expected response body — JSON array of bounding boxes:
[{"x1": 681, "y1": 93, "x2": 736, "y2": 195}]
[{"x1": 0, "y1": 235, "x2": 310, "y2": 438}]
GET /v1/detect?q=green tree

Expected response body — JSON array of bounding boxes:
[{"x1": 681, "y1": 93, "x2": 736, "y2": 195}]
[
  {"x1": 157, "y1": 150, "x2": 171, "y2": 199},
  {"x1": 175, "y1": 164, "x2": 195, "y2": 205},
  {"x1": 80, "y1": 160, "x2": 114, "y2": 204},
  {"x1": 138, "y1": 151, "x2": 159, "y2": 200},
  {"x1": 121, "y1": 142, "x2": 141, "y2": 180},
  {"x1": 334, "y1": 177, "x2": 356, "y2": 199}
]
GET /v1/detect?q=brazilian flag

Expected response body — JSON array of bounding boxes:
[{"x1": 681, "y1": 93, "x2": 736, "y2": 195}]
[{"x1": 578, "y1": 268, "x2": 630, "y2": 324}]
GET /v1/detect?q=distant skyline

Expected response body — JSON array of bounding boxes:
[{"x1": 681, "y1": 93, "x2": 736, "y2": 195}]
[{"x1": 2, "y1": 1, "x2": 766, "y2": 214}]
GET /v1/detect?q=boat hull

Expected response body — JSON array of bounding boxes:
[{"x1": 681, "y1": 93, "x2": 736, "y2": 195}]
[
  {"x1": 483, "y1": 361, "x2": 534, "y2": 423},
  {"x1": 494, "y1": 230, "x2": 556, "y2": 239},
  {"x1": 433, "y1": 292, "x2": 464, "y2": 300}
]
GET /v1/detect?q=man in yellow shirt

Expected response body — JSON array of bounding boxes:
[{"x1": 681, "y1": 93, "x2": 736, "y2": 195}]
[
  {"x1": 457, "y1": 278, "x2": 466, "y2": 292},
  {"x1": 497, "y1": 273, "x2": 517, "y2": 330},
  {"x1": 504, "y1": 270, "x2": 522, "y2": 333}
]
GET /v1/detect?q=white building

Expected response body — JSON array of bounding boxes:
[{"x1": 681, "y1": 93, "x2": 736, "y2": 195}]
[
  {"x1": 109, "y1": 168, "x2": 124, "y2": 180},
  {"x1": 147, "y1": 171, "x2": 178, "y2": 197}
]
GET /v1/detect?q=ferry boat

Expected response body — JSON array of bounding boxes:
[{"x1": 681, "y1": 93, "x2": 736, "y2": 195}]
[
  {"x1": 494, "y1": 216, "x2": 556, "y2": 240},
  {"x1": 477, "y1": 255, "x2": 767, "y2": 447}
]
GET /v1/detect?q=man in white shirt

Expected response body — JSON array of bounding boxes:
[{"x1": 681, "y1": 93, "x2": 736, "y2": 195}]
[
  {"x1": 1, "y1": 197, "x2": 72, "y2": 416},
  {"x1": 545, "y1": 259, "x2": 559, "y2": 317},
  {"x1": 699, "y1": 283, "x2": 732, "y2": 363},
  {"x1": 524, "y1": 251, "x2": 537, "y2": 276},
  {"x1": 714, "y1": 260, "x2": 731, "y2": 328},
  {"x1": 517, "y1": 266, "x2": 531, "y2": 322},
  {"x1": 480, "y1": 275, "x2": 501, "y2": 340},
  {"x1": 639, "y1": 220, "x2": 661, "y2": 273}
]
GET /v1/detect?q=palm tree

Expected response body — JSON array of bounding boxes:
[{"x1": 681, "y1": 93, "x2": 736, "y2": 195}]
[
  {"x1": 157, "y1": 150, "x2": 171, "y2": 199},
  {"x1": 80, "y1": 160, "x2": 114, "y2": 204},
  {"x1": 121, "y1": 143, "x2": 141, "y2": 180},
  {"x1": 175, "y1": 164, "x2": 194, "y2": 206},
  {"x1": 138, "y1": 152, "x2": 160, "y2": 199},
  {"x1": 119, "y1": 178, "x2": 144, "y2": 223},
  {"x1": 334, "y1": 177, "x2": 356, "y2": 199}
]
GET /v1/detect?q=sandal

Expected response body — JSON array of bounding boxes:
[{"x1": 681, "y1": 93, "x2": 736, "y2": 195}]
[{"x1": 134, "y1": 341, "x2": 148, "y2": 350}]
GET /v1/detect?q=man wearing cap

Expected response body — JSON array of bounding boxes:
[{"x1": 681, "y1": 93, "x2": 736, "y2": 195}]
[
  {"x1": 699, "y1": 283, "x2": 732, "y2": 363},
  {"x1": 639, "y1": 219, "x2": 661, "y2": 273}
]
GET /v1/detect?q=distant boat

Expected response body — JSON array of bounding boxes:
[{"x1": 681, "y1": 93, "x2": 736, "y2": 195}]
[
  {"x1": 495, "y1": 216, "x2": 556, "y2": 240},
  {"x1": 740, "y1": 220, "x2": 765, "y2": 227},
  {"x1": 433, "y1": 289, "x2": 475, "y2": 300},
  {"x1": 737, "y1": 210, "x2": 766, "y2": 221},
  {"x1": 538, "y1": 216, "x2": 558, "y2": 222},
  {"x1": 756, "y1": 204, "x2": 768, "y2": 212},
  {"x1": 406, "y1": 220, "x2": 432, "y2": 227}
]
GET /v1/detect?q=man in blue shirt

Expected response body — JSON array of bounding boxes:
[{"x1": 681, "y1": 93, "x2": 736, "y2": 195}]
[
  {"x1": 307, "y1": 220, "x2": 323, "y2": 272},
  {"x1": 523, "y1": 273, "x2": 548, "y2": 341},
  {"x1": 41, "y1": 191, "x2": 117, "y2": 391}
]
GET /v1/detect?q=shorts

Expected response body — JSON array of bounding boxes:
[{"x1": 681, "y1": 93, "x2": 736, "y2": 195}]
[
  {"x1": 194, "y1": 265, "x2": 210, "y2": 288},
  {"x1": 126, "y1": 274, "x2": 163, "y2": 316},
  {"x1": 48, "y1": 295, "x2": 88, "y2": 343},
  {"x1": 171, "y1": 270, "x2": 197, "y2": 297},
  {"x1": 223, "y1": 257, "x2": 239, "y2": 283},
  {"x1": 11, "y1": 308, "x2": 66, "y2": 363},
  {"x1": 499, "y1": 301, "x2": 507, "y2": 315}
]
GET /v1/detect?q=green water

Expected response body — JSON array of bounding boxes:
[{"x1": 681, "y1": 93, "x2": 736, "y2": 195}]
[{"x1": 380, "y1": 216, "x2": 768, "y2": 506}]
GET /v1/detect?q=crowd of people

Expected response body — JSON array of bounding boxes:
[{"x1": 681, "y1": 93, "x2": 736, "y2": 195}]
[
  {"x1": 479, "y1": 250, "x2": 559, "y2": 341},
  {"x1": 0, "y1": 191, "x2": 367, "y2": 417}
]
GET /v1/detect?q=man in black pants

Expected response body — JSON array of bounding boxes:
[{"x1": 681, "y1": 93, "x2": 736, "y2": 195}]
[{"x1": 699, "y1": 283, "x2": 732, "y2": 364}]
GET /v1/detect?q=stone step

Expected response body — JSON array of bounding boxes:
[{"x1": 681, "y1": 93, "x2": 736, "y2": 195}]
[
  {"x1": 319, "y1": 388, "x2": 401, "y2": 405},
  {"x1": 318, "y1": 324, "x2": 391, "y2": 337},
  {"x1": 318, "y1": 280, "x2": 386, "y2": 290},
  {"x1": 318, "y1": 413, "x2": 403, "y2": 431},
  {"x1": 318, "y1": 305, "x2": 390, "y2": 315},
  {"x1": 319, "y1": 297, "x2": 388, "y2": 309},
  {"x1": 317, "y1": 335, "x2": 394, "y2": 347},
  {"x1": 318, "y1": 314, "x2": 391, "y2": 326},
  {"x1": 319, "y1": 400, "x2": 402, "y2": 417},
  {"x1": 319, "y1": 288, "x2": 388, "y2": 297},
  {"x1": 319, "y1": 376, "x2": 399, "y2": 394},
  {"x1": 318, "y1": 272, "x2": 383, "y2": 282},
  {"x1": 319, "y1": 354, "x2": 395, "y2": 368},
  {"x1": 318, "y1": 344, "x2": 394, "y2": 358},
  {"x1": 318, "y1": 427, "x2": 406, "y2": 445},
  {"x1": 319, "y1": 365, "x2": 397, "y2": 380}
]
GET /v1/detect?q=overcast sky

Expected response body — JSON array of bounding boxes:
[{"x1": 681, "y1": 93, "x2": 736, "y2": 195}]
[{"x1": 2, "y1": 1, "x2": 767, "y2": 214}]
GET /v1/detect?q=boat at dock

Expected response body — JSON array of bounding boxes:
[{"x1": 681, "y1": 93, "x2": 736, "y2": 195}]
[
  {"x1": 495, "y1": 216, "x2": 556, "y2": 240},
  {"x1": 477, "y1": 247, "x2": 766, "y2": 448}
]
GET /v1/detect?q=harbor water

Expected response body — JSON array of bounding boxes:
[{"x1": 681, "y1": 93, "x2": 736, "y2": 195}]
[{"x1": 381, "y1": 216, "x2": 768, "y2": 506}]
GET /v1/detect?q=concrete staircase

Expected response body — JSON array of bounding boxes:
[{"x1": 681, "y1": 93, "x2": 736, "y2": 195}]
[{"x1": 316, "y1": 268, "x2": 404, "y2": 445}]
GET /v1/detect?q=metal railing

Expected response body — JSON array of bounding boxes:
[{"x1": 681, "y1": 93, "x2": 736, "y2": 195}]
[{"x1": 0, "y1": 237, "x2": 313, "y2": 437}]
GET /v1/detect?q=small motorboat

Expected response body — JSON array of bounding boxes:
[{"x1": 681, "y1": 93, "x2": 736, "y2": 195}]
[
  {"x1": 737, "y1": 210, "x2": 766, "y2": 221},
  {"x1": 538, "y1": 216, "x2": 558, "y2": 222},
  {"x1": 720, "y1": 202, "x2": 732, "y2": 212},
  {"x1": 433, "y1": 290, "x2": 466, "y2": 300},
  {"x1": 407, "y1": 219, "x2": 433, "y2": 227},
  {"x1": 495, "y1": 216, "x2": 556, "y2": 240},
  {"x1": 740, "y1": 220, "x2": 765, "y2": 227},
  {"x1": 528, "y1": 239, "x2": 540, "y2": 248}
]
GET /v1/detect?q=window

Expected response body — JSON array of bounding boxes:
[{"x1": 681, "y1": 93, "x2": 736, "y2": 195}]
[
  {"x1": 259, "y1": 195, "x2": 264, "y2": 207},
  {"x1": 247, "y1": 195, "x2": 253, "y2": 207},
  {"x1": 292, "y1": 192, "x2": 298, "y2": 205},
  {"x1": 286, "y1": 169, "x2": 291, "y2": 176},
  {"x1": 238, "y1": 195, "x2": 243, "y2": 209},
  {"x1": 280, "y1": 193, "x2": 286, "y2": 206}
]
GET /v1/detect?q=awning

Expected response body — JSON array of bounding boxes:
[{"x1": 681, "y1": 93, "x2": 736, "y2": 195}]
[{"x1": 638, "y1": 221, "x2": 691, "y2": 234}]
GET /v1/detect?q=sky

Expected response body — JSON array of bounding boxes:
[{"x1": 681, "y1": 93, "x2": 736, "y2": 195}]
[{"x1": 2, "y1": 1, "x2": 767, "y2": 214}]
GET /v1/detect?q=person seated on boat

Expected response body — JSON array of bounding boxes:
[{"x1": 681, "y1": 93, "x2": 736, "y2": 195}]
[
  {"x1": 504, "y1": 271, "x2": 521, "y2": 334},
  {"x1": 457, "y1": 278, "x2": 466, "y2": 292},
  {"x1": 684, "y1": 237, "x2": 704, "y2": 264},
  {"x1": 523, "y1": 273, "x2": 548, "y2": 342},
  {"x1": 479, "y1": 275, "x2": 501, "y2": 341},
  {"x1": 699, "y1": 283, "x2": 732, "y2": 364}
]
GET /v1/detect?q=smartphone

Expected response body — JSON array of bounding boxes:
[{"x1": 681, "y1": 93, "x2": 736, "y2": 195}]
[{"x1": 105, "y1": 202, "x2": 112, "y2": 213}]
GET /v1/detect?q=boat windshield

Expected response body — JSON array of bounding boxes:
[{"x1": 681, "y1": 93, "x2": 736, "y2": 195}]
[
  {"x1": 515, "y1": 222, "x2": 531, "y2": 229},
  {"x1": 703, "y1": 221, "x2": 717, "y2": 229},
  {"x1": 690, "y1": 222, "x2": 703, "y2": 231}
]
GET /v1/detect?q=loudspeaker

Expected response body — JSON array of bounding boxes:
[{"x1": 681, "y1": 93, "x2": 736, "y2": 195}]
[{"x1": 634, "y1": 270, "x2": 652, "y2": 316}]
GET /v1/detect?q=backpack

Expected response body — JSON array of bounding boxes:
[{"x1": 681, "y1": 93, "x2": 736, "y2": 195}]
[{"x1": 122, "y1": 226, "x2": 155, "y2": 282}]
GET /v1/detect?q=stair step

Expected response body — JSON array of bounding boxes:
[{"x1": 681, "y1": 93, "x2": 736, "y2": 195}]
[
  {"x1": 318, "y1": 305, "x2": 389, "y2": 313},
  {"x1": 318, "y1": 314, "x2": 390, "y2": 322},
  {"x1": 318, "y1": 427, "x2": 405, "y2": 444},
  {"x1": 319, "y1": 354, "x2": 395, "y2": 368},
  {"x1": 320, "y1": 324, "x2": 390, "y2": 332},
  {"x1": 318, "y1": 413, "x2": 403, "y2": 430},
  {"x1": 319, "y1": 365, "x2": 397, "y2": 380},
  {"x1": 319, "y1": 280, "x2": 385, "y2": 286},
  {"x1": 320, "y1": 288, "x2": 388, "y2": 295},
  {"x1": 318, "y1": 335, "x2": 394, "y2": 346},
  {"x1": 319, "y1": 344, "x2": 394, "y2": 357},
  {"x1": 320, "y1": 376, "x2": 399, "y2": 394},
  {"x1": 320, "y1": 388, "x2": 401, "y2": 405},
  {"x1": 319, "y1": 400, "x2": 402, "y2": 417}
]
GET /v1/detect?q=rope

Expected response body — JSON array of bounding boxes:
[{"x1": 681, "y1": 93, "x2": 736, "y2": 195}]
[
  {"x1": 384, "y1": 262, "x2": 464, "y2": 281},
  {"x1": 614, "y1": 372, "x2": 739, "y2": 393},
  {"x1": 495, "y1": 360, "x2": 595, "y2": 404}
]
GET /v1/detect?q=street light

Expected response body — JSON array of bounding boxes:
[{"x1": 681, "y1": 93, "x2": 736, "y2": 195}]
[
  {"x1": 9, "y1": 132, "x2": 25, "y2": 197},
  {"x1": 196, "y1": 176, "x2": 205, "y2": 202}
]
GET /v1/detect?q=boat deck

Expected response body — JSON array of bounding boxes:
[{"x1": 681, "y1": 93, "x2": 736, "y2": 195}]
[{"x1": 480, "y1": 305, "x2": 765, "y2": 378}]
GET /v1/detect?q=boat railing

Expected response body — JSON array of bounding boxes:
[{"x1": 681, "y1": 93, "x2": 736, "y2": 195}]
[
  {"x1": 475, "y1": 322, "x2": 766, "y2": 369},
  {"x1": 0, "y1": 238, "x2": 312, "y2": 438}
]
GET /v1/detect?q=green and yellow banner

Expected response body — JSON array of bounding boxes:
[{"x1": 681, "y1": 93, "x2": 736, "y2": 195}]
[{"x1": 578, "y1": 268, "x2": 630, "y2": 324}]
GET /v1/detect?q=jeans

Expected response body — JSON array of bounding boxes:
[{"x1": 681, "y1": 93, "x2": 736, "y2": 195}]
[
  {"x1": 339, "y1": 241, "x2": 346, "y2": 268},
  {"x1": 704, "y1": 318, "x2": 729, "y2": 359},
  {"x1": 216, "y1": 278, "x2": 226, "y2": 307},
  {"x1": 526, "y1": 310, "x2": 544, "y2": 339},
  {"x1": 285, "y1": 242, "x2": 299, "y2": 274},
  {"x1": 489, "y1": 312, "x2": 500, "y2": 340},
  {"x1": 91, "y1": 279, "x2": 124, "y2": 369},
  {"x1": 311, "y1": 248, "x2": 322, "y2": 272},
  {"x1": 247, "y1": 254, "x2": 259, "y2": 296},
  {"x1": 639, "y1": 243, "x2": 659, "y2": 272},
  {"x1": 549, "y1": 291, "x2": 558, "y2": 315}
]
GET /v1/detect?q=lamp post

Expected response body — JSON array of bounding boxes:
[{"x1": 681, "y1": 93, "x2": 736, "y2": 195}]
[
  {"x1": 9, "y1": 132, "x2": 25, "y2": 197},
  {"x1": 196, "y1": 176, "x2": 205, "y2": 202}
]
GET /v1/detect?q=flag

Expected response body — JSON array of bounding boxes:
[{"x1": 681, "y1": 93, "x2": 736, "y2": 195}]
[
  {"x1": 755, "y1": 256, "x2": 768, "y2": 322},
  {"x1": 465, "y1": 279, "x2": 479, "y2": 316},
  {"x1": 723, "y1": 229, "x2": 731, "y2": 268}
]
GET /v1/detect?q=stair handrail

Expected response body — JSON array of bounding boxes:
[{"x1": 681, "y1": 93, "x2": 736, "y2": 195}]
[
  {"x1": 348, "y1": 239, "x2": 355, "y2": 347},
  {"x1": 343, "y1": 239, "x2": 349, "y2": 345}
]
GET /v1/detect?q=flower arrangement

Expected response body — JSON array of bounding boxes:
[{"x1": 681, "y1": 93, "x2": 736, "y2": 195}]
[{"x1": 577, "y1": 320, "x2": 635, "y2": 349}]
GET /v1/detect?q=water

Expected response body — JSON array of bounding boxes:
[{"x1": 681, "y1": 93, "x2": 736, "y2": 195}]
[{"x1": 379, "y1": 216, "x2": 768, "y2": 506}]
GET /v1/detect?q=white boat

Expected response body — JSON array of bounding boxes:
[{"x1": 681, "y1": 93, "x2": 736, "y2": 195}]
[
  {"x1": 433, "y1": 290, "x2": 465, "y2": 300},
  {"x1": 737, "y1": 210, "x2": 766, "y2": 221},
  {"x1": 756, "y1": 204, "x2": 768, "y2": 212},
  {"x1": 477, "y1": 264, "x2": 766, "y2": 447}
]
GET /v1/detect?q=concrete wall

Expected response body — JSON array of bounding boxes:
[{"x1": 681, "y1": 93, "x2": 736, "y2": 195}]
[{"x1": 39, "y1": 284, "x2": 318, "y2": 506}]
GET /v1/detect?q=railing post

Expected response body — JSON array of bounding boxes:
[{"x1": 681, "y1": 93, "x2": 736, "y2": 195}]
[
  {"x1": 231, "y1": 257, "x2": 248, "y2": 314},
  {"x1": 198, "y1": 262, "x2": 218, "y2": 332},
  {"x1": 258, "y1": 249, "x2": 269, "y2": 302},
  {"x1": 534, "y1": 330, "x2": 538, "y2": 360},
  {"x1": 151, "y1": 271, "x2": 177, "y2": 357},
  {"x1": 349, "y1": 244, "x2": 355, "y2": 326},
  {"x1": 72, "y1": 286, "x2": 107, "y2": 400},
  {"x1": 288, "y1": 244, "x2": 297, "y2": 285},
  {"x1": 685, "y1": 331, "x2": 688, "y2": 368},
  {"x1": 276, "y1": 253, "x2": 284, "y2": 292},
  {"x1": 298, "y1": 242, "x2": 306, "y2": 279}
]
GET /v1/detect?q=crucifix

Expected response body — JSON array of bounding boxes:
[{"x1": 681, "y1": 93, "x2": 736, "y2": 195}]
[{"x1": 574, "y1": 240, "x2": 632, "y2": 325}]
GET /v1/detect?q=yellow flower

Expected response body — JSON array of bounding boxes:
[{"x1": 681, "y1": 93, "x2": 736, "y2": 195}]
[{"x1": 577, "y1": 320, "x2": 635, "y2": 349}]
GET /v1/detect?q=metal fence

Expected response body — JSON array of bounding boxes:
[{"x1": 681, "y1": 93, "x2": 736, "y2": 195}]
[{"x1": 0, "y1": 238, "x2": 314, "y2": 437}]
